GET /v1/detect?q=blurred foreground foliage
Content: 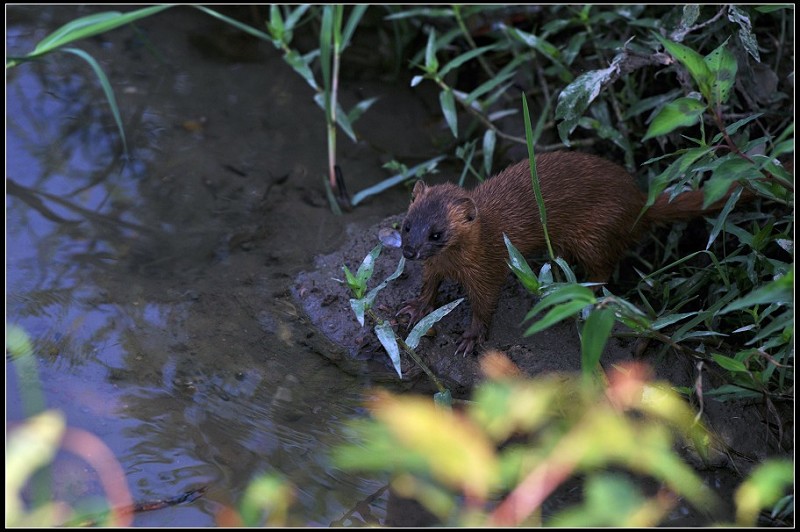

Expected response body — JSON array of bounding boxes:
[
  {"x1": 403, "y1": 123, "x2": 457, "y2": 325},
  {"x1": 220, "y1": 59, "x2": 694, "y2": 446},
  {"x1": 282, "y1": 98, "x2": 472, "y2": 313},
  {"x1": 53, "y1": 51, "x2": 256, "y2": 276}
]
[{"x1": 332, "y1": 356, "x2": 793, "y2": 527}]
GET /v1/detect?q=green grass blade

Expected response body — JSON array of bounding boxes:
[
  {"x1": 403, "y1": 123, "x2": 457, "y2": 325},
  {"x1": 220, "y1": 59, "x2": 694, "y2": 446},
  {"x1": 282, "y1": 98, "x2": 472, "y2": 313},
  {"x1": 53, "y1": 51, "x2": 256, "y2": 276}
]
[
  {"x1": 30, "y1": 5, "x2": 174, "y2": 58},
  {"x1": 525, "y1": 299, "x2": 589, "y2": 336},
  {"x1": 438, "y1": 44, "x2": 497, "y2": 78},
  {"x1": 341, "y1": 5, "x2": 367, "y2": 51},
  {"x1": 580, "y1": 307, "x2": 615, "y2": 379},
  {"x1": 482, "y1": 128, "x2": 495, "y2": 178},
  {"x1": 405, "y1": 298, "x2": 464, "y2": 350},
  {"x1": 375, "y1": 321, "x2": 402, "y2": 378},
  {"x1": 440, "y1": 89, "x2": 458, "y2": 137},
  {"x1": 193, "y1": 5, "x2": 273, "y2": 42},
  {"x1": 60, "y1": 47, "x2": 128, "y2": 156},
  {"x1": 522, "y1": 93, "x2": 556, "y2": 261},
  {"x1": 351, "y1": 155, "x2": 445, "y2": 206},
  {"x1": 320, "y1": 5, "x2": 334, "y2": 94}
]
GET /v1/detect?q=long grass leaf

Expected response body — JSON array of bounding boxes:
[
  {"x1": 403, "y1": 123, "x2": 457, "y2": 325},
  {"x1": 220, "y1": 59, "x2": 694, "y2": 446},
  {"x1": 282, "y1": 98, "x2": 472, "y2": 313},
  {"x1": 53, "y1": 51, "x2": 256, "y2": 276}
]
[
  {"x1": 351, "y1": 155, "x2": 445, "y2": 206},
  {"x1": 406, "y1": 298, "x2": 464, "y2": 350},
  {"x1": 523, "y1": 93, "x2": 556, "y2": 260},
  {"x1": 375, "y1": 321, "x2": 402, "y2": 378},
  {"x1": 465, "y1": 68, "x2": 515, "y2": 105},
  {"x1": 193, "y1": 6, "x2": 273, "y2": 42},
  {"x1": 30, "y1": 5, "x2": 174, "y2": 57},
  {"x1": 483, "y1": 129, "x2": 495, "y2": 177},
  {"x1": 581, "y1": 307, "x2": 615, "y2": 376},
  {"x1": 440, "y1": 89, "x2": 458, "y2": 137},
  {"x1": 525, "y1": 299, "x2": 589, "y2": 336},
  {"x1": 320, "y1": 5, "x2": 334, "y2": 95},
  {"x1": 60, "y1": 47, "x2": 128, "y2": 155},
  {"x1": 439, "y1": 44, "x2": 498, "y2": 78},
  {"x1": 341, "y1": 5, "x2": 367, "y2": 51}
]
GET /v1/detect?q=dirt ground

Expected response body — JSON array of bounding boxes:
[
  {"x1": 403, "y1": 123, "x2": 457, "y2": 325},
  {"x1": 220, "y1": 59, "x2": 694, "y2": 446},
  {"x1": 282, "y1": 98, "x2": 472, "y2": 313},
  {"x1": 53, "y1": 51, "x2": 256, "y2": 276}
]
[{"x1": 291, "y1": 208, "x2": 792, "y2": 525}]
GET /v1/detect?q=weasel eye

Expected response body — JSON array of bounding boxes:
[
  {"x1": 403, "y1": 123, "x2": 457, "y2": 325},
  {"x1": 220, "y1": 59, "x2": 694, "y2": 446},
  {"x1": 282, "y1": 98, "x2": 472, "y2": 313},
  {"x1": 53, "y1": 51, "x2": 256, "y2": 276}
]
[
  {"x1": 403, "y1": 222, "x2": 410, "y2": 233},
  {"x1": 429, "y1": 232, "x2": 441, "y2": 241}
]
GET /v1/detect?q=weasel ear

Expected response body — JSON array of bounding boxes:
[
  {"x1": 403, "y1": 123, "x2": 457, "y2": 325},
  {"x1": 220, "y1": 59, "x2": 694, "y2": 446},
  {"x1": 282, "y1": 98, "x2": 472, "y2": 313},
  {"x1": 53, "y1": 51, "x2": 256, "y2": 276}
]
[
  {"x1": 453, "y1": 196, "x2": 478, "y2": 222},
  {"x1": 411, "y1": 180, "x2": 428, "y2": 202}
]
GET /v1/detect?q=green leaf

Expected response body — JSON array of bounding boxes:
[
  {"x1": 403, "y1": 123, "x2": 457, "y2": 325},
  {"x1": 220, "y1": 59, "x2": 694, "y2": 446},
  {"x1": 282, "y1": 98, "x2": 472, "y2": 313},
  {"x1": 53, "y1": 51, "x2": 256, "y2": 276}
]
[
  {"x1": 465, "y1": 66, "x2": 517, "y2": 106},
  {"x1": 748, "y1": 308, "x2": 792, "y2": 346},
  {"x1": 439, "y1": 45, "x2": 498, "y2": 78},
  {"x1": 506, "y1": 26, "x2": 570, "y2": 79},
  {"x1": 440, "y1": 89, "x2": 458, "y2": 137},
  {"x1": 346, "y1": 97, "x2": 379, "y2": 130},
  {"x1": 350, "y1": 297, "x2": 367, "y2": 327},
  {"x1": 704, "y1": 40, "x2": 737, "y2": 106},
  {"x1": 721, "y1": 271, "x2": 794, "y2": 314},
  {"x1": 505, "y1": 27, "x2": 560, "y2": 58},
  {"x1": 642, "y1": 97, "x2": 706, "y2": 141},
  {"x1": 357, "y1": 244, "x2": 382, "y2": 283},
  {"x1": 526, "y1": 284, "x2": 596, "y2": 321},
  {"x1": 320, "y1": 5, "x2": 334, "y2": 95},
  {"x1": 525, "y1": 299, "x2": 591, "y2": 336},
  {"x1": 283, "y1": 49, "x2": 319, "y2": 91},
  {"x1": 704, "y1": 384, "x2": 763, "y2": 400},
  {"x1": 711, "y1": 113, "x2": 764, "y2": 143},
  {"x1": 505, "y1": 234, "x2": 540, "y2": 294},
  {"x1": 342, "y1": 264, "x2": 362, "y2": 296},
  {"x1": 623, "y1": 89, "x2": 683, "y2": 119},
  {"x1": 362, "y1": 255, "x2": 406, "y2": 310},
  {"x1": 672, "y1": 288, "x2": 740, "y2": 342},
  {"x1": 554, "y1": 257, "x2": 578, "y2": 284},
  {"x1": 266, "y1": 4, "x2": 285, "y2": 42},
  {"x1": 711, "y1": 353, "x2": 748, "y2": 373},
  {"x1": 194, "y1": 6, "x2": 273, "y2": 43},
  {"x1": 482, "y1": 129, "x2": 496, "y2": 178},
  {"x1": 581, "y1": 308, "x2": 615, "y2": 376},
  {"x1": 341, "y1": 5, "x2": 367, "y2": 52},
  {"x1": 651, "y1": 312, "x2": 697, "y2": 330},
  {"x1": 706, "y1": 187, "x2": 743, "y2": 249},
  {"x1": 405, "y1": 298, "x2": 464, "y2": 350},
  {"x1": 27, "y1": 5, "x2": 173, "y2": 58},
  {"x1": 284, "y1": 5, "x2": 311, "y2": 30},
  {"x1": 351, "y1": 155, "x2": 445, "y2": 207},
  {"x1": 6, "y1": 411, "x2": 67, "y2": 526},
  {"x1": 555, "y1": 66, "x2": 616, "y2": 145},
  {"x1": 641, "y1": 147, "x2": 712, "y2": 209},
  {"x1": 523, "y1": 94, "x2": 547, "y2": 229},
  {"x1": 375, "y1": 321, "x2": 402, "y2": 378},
  {"x1": 424, "y1": 29, "x2": 438, "y2": 73},
  {"x1": 652, "y1": 33, "x2": 712, "y2": 96},
  {"x1": 6, "y1": 324, "x2": 33, "y2": 359},
  {"x1": 60, "y1": 48, "x2": 128, "y2": 155},
  {"x1": 703, "y1": 157, "x2": 754, "y2": 207},
  {"x1": 735, "y1": 459, "x2": 794, "y2": 525},
  {"x1": 383, "y1": 7, "x2": 454, "y2": 19}
]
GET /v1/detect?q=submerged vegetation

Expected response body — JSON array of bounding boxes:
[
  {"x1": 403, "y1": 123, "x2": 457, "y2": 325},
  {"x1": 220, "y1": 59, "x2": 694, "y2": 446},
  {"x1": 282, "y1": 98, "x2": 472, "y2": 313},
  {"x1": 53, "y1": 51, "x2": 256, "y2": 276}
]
[{"x1": 7, "y1": 4, "x2": 793, "y2": 527}]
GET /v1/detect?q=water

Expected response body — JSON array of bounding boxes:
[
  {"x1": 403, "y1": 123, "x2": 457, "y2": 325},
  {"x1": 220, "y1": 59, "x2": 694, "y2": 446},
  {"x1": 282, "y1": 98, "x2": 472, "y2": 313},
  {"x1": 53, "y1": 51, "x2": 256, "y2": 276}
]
[{"x1": 7, "y1": 5, "x2": 421, "y2": 526}]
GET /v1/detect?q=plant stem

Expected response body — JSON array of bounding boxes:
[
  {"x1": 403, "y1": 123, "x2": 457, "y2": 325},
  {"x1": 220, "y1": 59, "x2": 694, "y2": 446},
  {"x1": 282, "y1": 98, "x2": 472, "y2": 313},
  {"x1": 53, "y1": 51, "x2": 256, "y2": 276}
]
[{"x1": 328, "y1": 33, "x2": 341, "y2": 190}]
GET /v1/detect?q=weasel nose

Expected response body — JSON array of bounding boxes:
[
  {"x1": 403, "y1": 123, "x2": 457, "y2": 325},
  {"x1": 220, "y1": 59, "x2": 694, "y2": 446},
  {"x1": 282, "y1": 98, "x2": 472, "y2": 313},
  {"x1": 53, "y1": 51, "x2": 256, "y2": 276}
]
[{"x1": 402, "y1": 247, "x2": 416, "y2": 260}]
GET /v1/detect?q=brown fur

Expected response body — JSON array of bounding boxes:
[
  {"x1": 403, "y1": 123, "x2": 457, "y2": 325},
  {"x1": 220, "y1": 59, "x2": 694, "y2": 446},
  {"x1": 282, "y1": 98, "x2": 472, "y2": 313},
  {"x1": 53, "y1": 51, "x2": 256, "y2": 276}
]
[{"x1": 398, "y1": 151, "x2": 751, "y2": 356}]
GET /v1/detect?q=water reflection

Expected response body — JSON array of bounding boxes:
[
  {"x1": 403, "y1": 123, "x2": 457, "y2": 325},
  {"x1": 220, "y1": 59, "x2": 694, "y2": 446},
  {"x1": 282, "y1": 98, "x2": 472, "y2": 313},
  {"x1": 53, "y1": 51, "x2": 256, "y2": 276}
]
[{"x1": 7, "y1": 6, "x2": 385, "y2": 526}]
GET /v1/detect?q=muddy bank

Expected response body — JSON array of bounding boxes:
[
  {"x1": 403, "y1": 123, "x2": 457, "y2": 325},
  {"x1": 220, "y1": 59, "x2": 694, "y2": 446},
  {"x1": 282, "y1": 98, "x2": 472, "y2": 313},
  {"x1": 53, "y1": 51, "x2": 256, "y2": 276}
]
[{"x1": 291, "y1": 210, "x2": 790, "y2": 523}]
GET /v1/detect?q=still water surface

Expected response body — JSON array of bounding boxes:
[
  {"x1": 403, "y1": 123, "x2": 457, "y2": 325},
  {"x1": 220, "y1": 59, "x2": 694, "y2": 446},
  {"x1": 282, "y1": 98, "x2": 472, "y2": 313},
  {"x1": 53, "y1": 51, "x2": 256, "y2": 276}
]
[{"x1": 7, "y1": 5, "x2": 422, "y2": 526}]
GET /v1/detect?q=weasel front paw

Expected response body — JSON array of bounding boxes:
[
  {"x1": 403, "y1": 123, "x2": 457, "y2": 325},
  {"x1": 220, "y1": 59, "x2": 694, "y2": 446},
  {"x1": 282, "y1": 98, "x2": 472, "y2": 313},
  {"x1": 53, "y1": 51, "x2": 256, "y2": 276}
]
[{"x1": 396, "y1": 298, "x2": 433, "y2": 328}]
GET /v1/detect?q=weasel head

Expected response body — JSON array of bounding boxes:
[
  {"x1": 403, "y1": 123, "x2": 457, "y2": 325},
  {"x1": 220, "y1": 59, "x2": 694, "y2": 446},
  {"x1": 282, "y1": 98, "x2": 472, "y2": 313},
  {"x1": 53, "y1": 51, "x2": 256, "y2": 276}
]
[{"x1": 401, "y1": 181, "x2": 477, "y2": 261}]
